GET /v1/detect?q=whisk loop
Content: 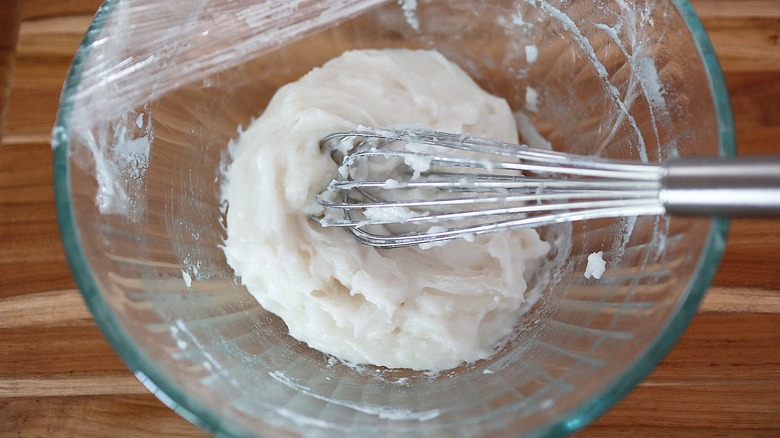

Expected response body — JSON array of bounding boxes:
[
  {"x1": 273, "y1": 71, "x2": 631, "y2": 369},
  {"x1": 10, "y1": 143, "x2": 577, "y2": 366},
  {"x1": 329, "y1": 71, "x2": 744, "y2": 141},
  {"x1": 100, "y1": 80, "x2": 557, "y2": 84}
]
[
  {"x1": 312, "y1": 128, "x2": 780, "y2": 248},
  {"x1": 312, "y1": 128, "x2": 665, "y2": 248}
]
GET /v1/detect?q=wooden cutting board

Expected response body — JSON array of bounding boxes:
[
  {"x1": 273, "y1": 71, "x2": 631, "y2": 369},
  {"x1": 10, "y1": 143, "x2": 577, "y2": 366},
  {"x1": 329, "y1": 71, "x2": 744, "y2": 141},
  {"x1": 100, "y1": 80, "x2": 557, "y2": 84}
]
[{"x1": 1, "y1": 0, "x2": 778, "y2": 436}]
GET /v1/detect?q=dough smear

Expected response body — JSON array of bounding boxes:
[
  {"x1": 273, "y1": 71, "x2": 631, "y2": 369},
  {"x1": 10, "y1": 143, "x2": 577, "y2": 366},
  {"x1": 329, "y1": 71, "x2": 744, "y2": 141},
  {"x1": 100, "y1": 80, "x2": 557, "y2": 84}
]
[{"x1": 222, "y1": 49, "x2": 550, "y2": 371}]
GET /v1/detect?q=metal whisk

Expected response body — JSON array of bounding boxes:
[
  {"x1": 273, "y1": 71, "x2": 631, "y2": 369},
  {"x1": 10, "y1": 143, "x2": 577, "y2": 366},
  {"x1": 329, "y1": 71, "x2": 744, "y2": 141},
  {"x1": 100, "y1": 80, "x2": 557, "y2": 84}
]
[{"x1": 312, "y1": 128, "x2": 780, "y2": 248}]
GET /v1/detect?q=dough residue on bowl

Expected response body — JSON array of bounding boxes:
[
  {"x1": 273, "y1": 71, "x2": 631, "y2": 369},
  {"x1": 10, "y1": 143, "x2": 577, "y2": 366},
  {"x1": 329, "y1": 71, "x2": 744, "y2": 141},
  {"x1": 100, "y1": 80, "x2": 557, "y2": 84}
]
[
  {"x1": 584, "y1": 251, "x2": 606, "y2": 279},
  {"x1": 222, "y1": 49, "x2": 550, "y2": 371}
]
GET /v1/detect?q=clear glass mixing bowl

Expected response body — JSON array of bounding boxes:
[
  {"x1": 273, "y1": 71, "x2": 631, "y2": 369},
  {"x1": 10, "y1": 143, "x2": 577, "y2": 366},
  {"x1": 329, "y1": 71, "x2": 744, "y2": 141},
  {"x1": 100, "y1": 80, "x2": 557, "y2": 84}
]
[{"x1": 54, "y1": 1, "x2": 733, "y2": 436}]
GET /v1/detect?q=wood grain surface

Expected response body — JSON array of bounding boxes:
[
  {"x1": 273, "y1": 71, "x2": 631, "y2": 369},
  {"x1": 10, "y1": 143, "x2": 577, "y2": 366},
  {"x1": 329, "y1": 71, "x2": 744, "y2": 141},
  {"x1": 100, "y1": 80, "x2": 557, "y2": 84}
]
[{"x1": 1, "y1": 1, "x2": 778, "y2": 436}]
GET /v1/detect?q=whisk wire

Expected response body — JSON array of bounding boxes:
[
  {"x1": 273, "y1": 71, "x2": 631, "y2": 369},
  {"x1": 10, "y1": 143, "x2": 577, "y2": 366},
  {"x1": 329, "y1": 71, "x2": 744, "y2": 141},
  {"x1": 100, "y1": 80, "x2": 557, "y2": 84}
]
[{"x1": 345, "y1": 204, "x2": 666, "y2": 248}]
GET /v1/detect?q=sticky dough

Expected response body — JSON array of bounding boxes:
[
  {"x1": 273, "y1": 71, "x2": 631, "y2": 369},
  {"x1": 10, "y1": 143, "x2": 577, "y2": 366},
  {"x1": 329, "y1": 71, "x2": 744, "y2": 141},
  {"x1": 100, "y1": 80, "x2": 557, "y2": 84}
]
[{"x1": 222, "y1": 49, "x2": 550, "y2": 371}]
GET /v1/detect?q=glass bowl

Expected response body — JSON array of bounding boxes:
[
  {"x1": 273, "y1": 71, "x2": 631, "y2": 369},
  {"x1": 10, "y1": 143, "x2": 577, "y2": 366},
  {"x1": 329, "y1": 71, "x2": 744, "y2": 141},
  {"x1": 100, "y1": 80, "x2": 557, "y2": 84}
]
[{"x1": 54, "y1": 1, "x2": 733, "y2": 436}]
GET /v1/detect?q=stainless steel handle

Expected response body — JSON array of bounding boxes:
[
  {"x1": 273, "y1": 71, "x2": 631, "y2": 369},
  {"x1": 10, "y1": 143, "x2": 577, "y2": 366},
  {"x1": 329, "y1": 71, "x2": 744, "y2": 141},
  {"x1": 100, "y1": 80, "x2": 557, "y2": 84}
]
[{"x1": 660, "y1": 156, "x2": 780, "y2": 216}]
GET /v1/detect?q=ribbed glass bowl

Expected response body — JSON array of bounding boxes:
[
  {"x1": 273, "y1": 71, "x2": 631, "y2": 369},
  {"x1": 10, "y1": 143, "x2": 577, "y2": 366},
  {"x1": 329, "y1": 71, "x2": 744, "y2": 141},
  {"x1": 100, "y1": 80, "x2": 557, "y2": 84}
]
[{"x1": 54, "y1": 1, "x2": 733, "y2": 437}]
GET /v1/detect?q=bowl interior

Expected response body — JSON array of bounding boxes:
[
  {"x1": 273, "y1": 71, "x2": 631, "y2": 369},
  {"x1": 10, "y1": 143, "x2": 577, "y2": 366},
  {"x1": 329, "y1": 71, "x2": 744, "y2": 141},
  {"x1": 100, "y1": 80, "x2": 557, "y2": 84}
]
[{"x1": 55, "y1": 1, "x2": 732, "y2": 436}]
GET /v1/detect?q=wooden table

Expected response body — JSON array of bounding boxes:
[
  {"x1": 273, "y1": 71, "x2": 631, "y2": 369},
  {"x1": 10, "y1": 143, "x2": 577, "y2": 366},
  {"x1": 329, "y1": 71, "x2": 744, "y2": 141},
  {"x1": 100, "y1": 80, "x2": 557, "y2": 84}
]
[{"x1": 1, "y1": 1, "x2": 778, "y2": 436}]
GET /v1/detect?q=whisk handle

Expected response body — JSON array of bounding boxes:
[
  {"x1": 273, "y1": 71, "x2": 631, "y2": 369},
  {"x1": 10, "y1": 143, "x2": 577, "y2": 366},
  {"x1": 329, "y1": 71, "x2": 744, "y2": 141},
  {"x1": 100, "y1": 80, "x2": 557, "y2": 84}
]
[{"x1": 661, "y1": 156, "x2": 780, "y2": 216}]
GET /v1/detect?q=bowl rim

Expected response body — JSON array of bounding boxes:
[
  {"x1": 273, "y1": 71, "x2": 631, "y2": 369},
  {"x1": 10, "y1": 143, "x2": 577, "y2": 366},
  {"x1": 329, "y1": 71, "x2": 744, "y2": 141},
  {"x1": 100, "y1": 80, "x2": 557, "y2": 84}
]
[{"x1": 52, "y1": 1, "x2": 734, "y2": 437}]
